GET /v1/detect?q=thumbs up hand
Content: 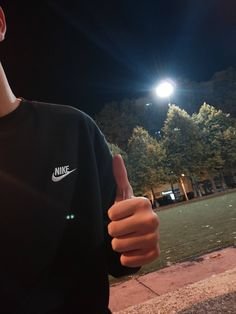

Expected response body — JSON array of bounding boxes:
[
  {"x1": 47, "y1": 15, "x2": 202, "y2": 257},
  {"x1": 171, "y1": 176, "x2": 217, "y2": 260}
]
[{"x1": 108, "y1": 155, "x2": 160, "y2": 268}]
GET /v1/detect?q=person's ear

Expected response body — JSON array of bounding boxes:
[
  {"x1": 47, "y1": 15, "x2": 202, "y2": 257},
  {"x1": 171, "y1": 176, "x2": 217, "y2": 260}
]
[{"x1": 0, "y1": 7, "x2": 7, "y2": 42}]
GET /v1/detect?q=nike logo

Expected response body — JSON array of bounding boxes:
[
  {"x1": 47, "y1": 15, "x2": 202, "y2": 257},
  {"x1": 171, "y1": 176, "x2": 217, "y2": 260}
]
[{"x1": 52, "y1": 166, "x2": 77, "y2": 182}]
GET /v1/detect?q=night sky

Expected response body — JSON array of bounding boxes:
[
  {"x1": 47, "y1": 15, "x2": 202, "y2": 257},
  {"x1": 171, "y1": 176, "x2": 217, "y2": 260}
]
[{"x1": 1, "y1": 0, "x2": 236, "y2": 116}]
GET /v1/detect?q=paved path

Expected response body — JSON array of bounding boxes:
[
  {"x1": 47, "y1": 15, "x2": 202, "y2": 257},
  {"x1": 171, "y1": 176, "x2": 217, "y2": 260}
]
[{"x1": 109, "y1": 247, "x2": 236, "y2": 313}]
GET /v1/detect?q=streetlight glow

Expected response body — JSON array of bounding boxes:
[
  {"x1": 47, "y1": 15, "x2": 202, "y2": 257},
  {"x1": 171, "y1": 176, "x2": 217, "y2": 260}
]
[{"x1": 155, "y1": 81, "x2": 174, "y2": 98}]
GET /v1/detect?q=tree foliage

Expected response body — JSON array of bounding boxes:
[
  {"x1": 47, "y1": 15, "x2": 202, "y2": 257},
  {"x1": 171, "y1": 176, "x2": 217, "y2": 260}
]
[
  {"x1": 221, "y1": 125, "x2": 236, "y2": 171},
  {"x1": 108, "y1": 142, "x2": 128, "y2": 163},
  {"x1": 95, "y1": 97, "x2": 168, "y2": 150},
  {"x1": 127, "y1": 127, "x2": 165, "y2": 195},
  {"x1": 193, "y1": 103, "x2": 236, "y2": 174},
  {"x1": 162, "y1": 105, "x2": 204, "y2": 178},
  {"x1": 97, "y1": 79, "x2": 236, "y2": 195},
  {"x1": 95, "y1": 101, "x2": 139, "y2": 150}
]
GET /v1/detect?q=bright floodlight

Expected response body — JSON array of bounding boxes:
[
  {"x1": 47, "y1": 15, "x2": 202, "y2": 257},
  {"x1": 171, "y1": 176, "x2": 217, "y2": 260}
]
[{"x1": 155, "y1": 81, "x2": 174, "y2": 98}]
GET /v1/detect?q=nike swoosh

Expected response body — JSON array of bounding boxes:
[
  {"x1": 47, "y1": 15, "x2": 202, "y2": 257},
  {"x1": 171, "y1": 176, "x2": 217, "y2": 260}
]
[{"x1": 52, "y1": 168, "x2": 77, "y2": 182}]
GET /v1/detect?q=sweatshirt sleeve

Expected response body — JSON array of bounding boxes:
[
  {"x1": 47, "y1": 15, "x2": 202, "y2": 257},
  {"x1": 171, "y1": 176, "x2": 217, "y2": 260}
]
[{"x1": 91, "y1": 119, "x2": 140, "y2": 277}]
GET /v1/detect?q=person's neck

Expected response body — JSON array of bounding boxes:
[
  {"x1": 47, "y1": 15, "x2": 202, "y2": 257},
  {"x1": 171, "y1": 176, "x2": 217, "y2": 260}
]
[{"x1": 0, "y1": 63, "x2": 21, "y2": 117}]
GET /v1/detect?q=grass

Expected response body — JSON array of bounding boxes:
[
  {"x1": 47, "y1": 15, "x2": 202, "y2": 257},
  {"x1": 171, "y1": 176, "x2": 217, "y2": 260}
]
[{"x1": 110, "y1": 190, "x2": 236, "y2": 284}]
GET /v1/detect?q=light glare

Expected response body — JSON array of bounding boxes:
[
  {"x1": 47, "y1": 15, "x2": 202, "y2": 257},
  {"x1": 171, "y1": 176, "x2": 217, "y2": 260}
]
[{"x1": 155, "y1": 81, "x2": 174, "y2": 98}]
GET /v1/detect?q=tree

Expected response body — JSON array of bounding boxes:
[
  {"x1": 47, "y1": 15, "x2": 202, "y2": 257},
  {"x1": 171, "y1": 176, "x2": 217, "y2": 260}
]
[
  {"x1": 221, "y1": 125, "x2": 236, "y2": 171},
  {"x1": 127, "y1": 127, "x2": 165, "y2": 197},
  {"x1": 95, "y1": 97, "x2": 168, "y2": 150},
  {"x1": 162, "y1": 105, "x2": 204, "y2": 197},
  {"x1": 108, "y1": 142, "x2": 128, "y2": 163},
  {"x1": 193, "y1": 103, "x2": 236, "y2": 189},
  {"x1": 95, "y1": 101, "x2": 139, "y2": 150}
]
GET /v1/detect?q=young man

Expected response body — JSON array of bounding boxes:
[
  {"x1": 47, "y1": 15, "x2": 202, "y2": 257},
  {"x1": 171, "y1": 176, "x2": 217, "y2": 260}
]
[{"x1": 0, "y1": 5, "x2": 160, "y2": 314}]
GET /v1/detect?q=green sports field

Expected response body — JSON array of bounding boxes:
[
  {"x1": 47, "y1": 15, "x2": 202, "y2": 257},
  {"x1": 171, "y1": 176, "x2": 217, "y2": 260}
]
[
  {"x1": 110, "y1": 190, "x2": 236, "y2": 283},
  {"x1": 141, "y1": 190, "x2": 236, "y2": 275}
]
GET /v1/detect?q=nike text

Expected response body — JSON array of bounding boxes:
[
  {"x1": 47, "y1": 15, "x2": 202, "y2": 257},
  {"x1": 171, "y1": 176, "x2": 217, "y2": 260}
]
[{"x1": 52, "y1": 166, "x2": 77, "y2": 182}]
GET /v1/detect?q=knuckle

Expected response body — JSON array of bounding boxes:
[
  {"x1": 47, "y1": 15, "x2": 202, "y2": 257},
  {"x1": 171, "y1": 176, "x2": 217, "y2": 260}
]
[
  {"x1": 144, "y1": 212, "x2": 159, "y2": 230},
  {"x1": 120, "y1": 255, "x2": 131, "y2": 267},
  {"x1": 120, "y1": 254, "x2": 127, "y2": 266},
  {"x1": 147, "y1": 232, "x2": 158, "y2": 244},
  {"x1": 140, "y1": 197, "x2": 152, "y2": 209},
  {"x1": 108, "y1": 221, "x2": 120, "y2": 237},
  {"x1": 107, "y1": 222, "x2": 114, "y2": 237},
  {"x1": 108, "y1": 208, "x2": 115, "y2": 221},
  {"x1": 111, "y1": 238, "x2": 119, "y2": 252},
  {"x1": 150, "y1": 213, "x2": 159, "y2": 229},
  {"x1": 149, "y1": 247, "x2": 160, "y2": 260}
]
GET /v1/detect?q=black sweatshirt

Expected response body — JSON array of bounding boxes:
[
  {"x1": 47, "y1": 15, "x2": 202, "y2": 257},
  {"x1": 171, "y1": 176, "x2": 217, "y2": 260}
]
[{"x1": 0, "y1": 100, "x2": 138, "y2": 314}]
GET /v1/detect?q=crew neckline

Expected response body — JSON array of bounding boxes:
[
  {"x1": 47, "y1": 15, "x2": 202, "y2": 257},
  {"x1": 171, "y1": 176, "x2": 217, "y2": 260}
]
[{"x1": 0, "y1": 98, "x2": 28, "y2": 132}]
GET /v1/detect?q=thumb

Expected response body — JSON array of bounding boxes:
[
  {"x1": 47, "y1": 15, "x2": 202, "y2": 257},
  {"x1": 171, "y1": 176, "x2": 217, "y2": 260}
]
[{"x1": 113, "y1": 154, "x2": 134, "y2": 202}]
